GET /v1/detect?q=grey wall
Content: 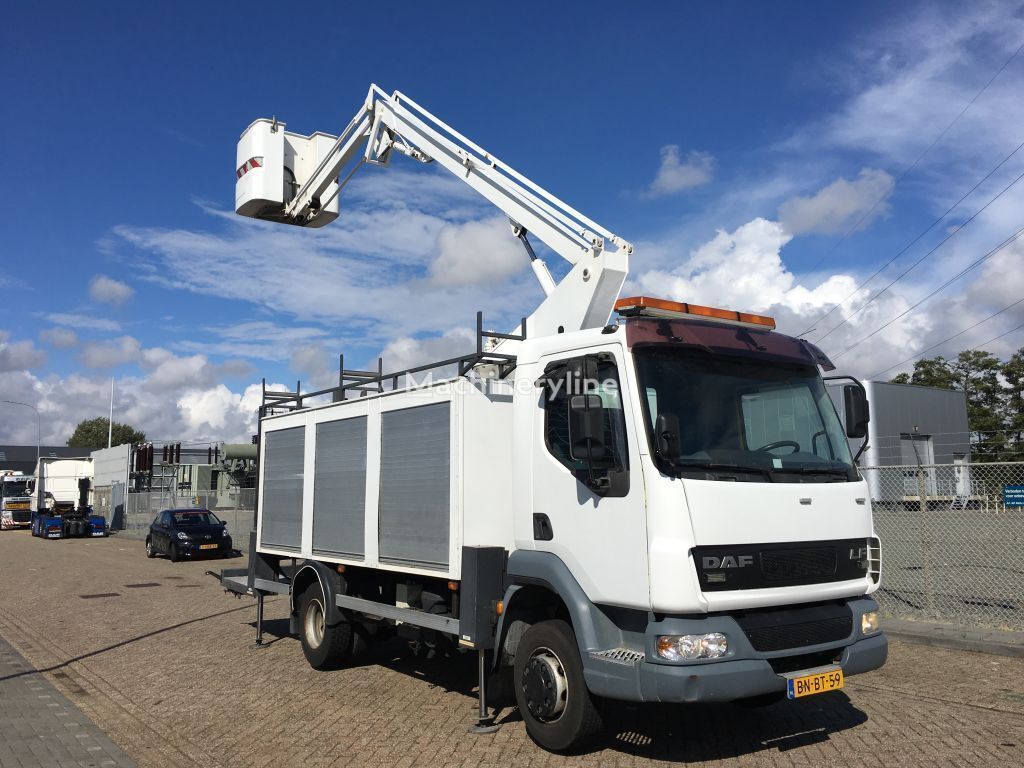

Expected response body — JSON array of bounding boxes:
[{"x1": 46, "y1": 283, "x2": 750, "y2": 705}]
[
  {"x1": 90, "y1": 444, "x2": 131, "y2": 487},
  {"x1": 828, "y1": 381, "x2": 970, "y2": 465}
]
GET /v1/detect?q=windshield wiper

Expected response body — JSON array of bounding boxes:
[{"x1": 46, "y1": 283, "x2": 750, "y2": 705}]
[{"x1": 667, "y1": 459, "x2": 773, "y2": 481}]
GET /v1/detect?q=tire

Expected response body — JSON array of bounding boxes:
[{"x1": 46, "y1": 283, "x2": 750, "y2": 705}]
[
  {"x1": 145, "y1": 537, "x2": 156, "y2": 558},
  {"x1": 514, "y1": 619, "x2": 603, "y2": 753},
  {"x1": 169, "y1": 543, "x2": 180, "y2": 562},
  {"x1": 298, "y1": 581, "x2": 353, "y2": 670}
]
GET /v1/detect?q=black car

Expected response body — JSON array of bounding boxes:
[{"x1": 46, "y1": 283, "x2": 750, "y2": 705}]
[{"x1": 146, "y1": 508, "x2": 233, "y2": 561}]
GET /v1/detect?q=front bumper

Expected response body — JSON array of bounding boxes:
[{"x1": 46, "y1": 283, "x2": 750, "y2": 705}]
[
  {"x1": 178, "y1": 540, "x2": 232, "y2": 556},
  {"x1": 633, "y1": 632, "x2": 886, "y2": 703},
  {"x1": 584, "y1": 597, "x2": 887, "y2": 703}
]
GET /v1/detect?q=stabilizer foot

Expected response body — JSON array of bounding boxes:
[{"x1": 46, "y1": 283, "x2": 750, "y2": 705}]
[{"x1": 468, "y1": 719, "x2": 500, "y2": 735}]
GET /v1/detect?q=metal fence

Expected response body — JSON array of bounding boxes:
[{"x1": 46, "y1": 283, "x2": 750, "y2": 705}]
[
  {"x1": 114, "y1": 489, "x2": 256, "y2": 542},
  {"x1": 863, "y1": 461, "x2": 1024, "y2": 631}
]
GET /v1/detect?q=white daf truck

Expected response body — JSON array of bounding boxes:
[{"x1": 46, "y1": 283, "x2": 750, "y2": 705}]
[{"x1": 221, "y1": 85, "x2": 886, "y2": 752}]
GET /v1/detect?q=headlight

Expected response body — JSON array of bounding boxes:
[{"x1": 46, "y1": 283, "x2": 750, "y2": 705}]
[
  {"x1": 656, "y1": 632, "x2": 728, "y2": 661},
  {"x1": 177, "y1": 531, "x2": 188, "y2": 540},
  {"x1": 222, "y1": 528, "x2": 230, "y2": 538},
  {"x1": 861, "y1": 611, "x2": 880, "y2": 635}
]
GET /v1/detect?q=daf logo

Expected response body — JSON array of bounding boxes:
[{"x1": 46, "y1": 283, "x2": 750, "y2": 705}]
[
  {"x1": 204, "y1": 535, "x2": 212, "y2": 540},
  {"x1": 849, "y1": 547, "x2": 866, "y2": 560},
  {"x1": 702, "y1": 555, "x2": 754, "y2": 569}
]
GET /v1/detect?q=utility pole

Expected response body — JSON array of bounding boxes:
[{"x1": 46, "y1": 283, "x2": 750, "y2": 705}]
[{"x1": 108, "y1": 378, "x2": 115, "y2": 449}]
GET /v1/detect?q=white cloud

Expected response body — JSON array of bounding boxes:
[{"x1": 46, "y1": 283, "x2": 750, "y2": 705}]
[
  {"x1": 39, "y1": 327, "x2": 79, "y2": 349},
  {"x1": 79, "y1": 336, "x2": 141, "y2": 368},
  {"x1": 0, "y1": 332, "x2": 47, "y2": 372},
  {"x1": 377, "y1": 328, "x2": 477, "y2": 386},
  {"x1": 789, "y1": 5, "x2": 1024, "y2": 178},
  {"x1": 625, "y1": 215, "x2": 1024, "y2": 379},
  {"x1": 0, "y1": 369, "x2": 265, "y2": 445},
  {"x1": 89, "y1": 275, "x2": 134, "y2": 307},
  {"x1": 44, "y1": 313, "x2": 121, "y2": 332},
  {"x1": 643, "y1": 146, "x2": 715, "y2": 198},
  {"x1": 778, "y1": 168, "x2": 895, "y2": 235},
  {"x1": 289, "y1": 343, "x2": 338, "y2": 392},
  {"x1": 428, "y1": 217, "x2": 527, "y2": 286},
  {"x1": 112, "y1": 166, "x2": 547, "y2": 351},
  {"x1": 204, "y1": 321, "x2": 331, "y2": 343}
]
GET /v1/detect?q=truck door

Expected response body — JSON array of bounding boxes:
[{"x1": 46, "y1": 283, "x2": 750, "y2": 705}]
[{"x1": 530, "y1": 347, "x2": 649, "y2": 609}]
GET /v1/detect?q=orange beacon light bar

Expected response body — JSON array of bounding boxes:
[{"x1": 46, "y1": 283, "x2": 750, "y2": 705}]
[{"x1": 614, "y1": 296, "x2": 776, "y2": 330}]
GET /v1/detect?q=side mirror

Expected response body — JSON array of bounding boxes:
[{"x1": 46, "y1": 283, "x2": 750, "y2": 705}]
[
  {"x1": 654, "y1": 413, "x2": 680, "y2": 460},
  {"x1": 843, "y1": 384, "x2": 869, "y2": 439},
  {"x1": 568, "y1": 394, "x2": 606, "y2": 462}
]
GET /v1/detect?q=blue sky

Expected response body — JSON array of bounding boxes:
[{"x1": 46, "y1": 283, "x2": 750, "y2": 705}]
[{"x1": 2, "y1": 1, "x2": 1024, "y2": 444}]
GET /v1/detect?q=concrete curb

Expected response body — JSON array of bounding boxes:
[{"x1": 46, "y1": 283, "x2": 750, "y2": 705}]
[{"x1": 884, "y1": 617, "x2": 1024, "y2": 658}]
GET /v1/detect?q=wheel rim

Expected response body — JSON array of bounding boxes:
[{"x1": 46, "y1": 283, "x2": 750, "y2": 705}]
[
  {"x1": 146, "y1": 540, "x2": 152, "y2": 555},
  {"x1": 522, "y1": 646, "x2": 568, "y2": 722},
  {"x1": 305, "y1": 598, "x2": 326, "y2": 649}
]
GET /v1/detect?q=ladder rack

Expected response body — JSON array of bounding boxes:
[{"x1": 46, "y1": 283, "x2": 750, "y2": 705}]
[{"x1": 259, "y1": 311, "x2": 524, "y2": 417}]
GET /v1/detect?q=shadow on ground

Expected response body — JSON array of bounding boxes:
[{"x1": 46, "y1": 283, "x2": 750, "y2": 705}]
[{"x1": 248, "y1": 619, "x2": 869, "y2": 762}]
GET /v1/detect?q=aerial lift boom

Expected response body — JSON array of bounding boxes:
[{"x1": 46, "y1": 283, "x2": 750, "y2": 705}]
[{"x1": 235, "y1": 84, "x2": 632, "y2": 340}]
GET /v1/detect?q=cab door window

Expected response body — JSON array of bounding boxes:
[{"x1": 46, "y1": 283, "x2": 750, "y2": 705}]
[{"x1": 544, "y1": 356, "x2": 629, "y2": 480}]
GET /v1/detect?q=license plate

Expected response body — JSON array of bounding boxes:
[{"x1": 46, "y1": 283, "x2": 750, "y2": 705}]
[
  {"x1": 786, "y1": 668, "x2": 844, "y2": 699},
  {"x1": 7, "y1": 503, "x2": 28, "y2": 510},
  {"x1": 200, "y1": 543, "x2": 218, "y2": 550}
]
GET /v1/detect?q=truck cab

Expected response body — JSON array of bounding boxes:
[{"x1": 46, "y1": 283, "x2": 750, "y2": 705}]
[
  {"x1": 507, "y1": 298, "x2": 884, "y2": 709},
  {"x1": 1, "y1": 472, "x2": 33, "y2": 530}
]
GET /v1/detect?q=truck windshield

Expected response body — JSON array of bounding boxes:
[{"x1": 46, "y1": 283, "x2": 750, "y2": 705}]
[
  {"x1": 634, "y1": 347, "x2": 855, "y2": 482},
  {"x1": 2, "y1": 481, "x2": 30, "y2": 497}
]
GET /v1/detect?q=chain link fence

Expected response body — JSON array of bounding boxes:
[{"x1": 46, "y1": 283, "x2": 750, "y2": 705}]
[
  {"x1": 114, "y1": 489, "x2": 256, "y2": 543},
  {"x1": 863, "y1": 461, "x2": 1024, "y2": 631}
]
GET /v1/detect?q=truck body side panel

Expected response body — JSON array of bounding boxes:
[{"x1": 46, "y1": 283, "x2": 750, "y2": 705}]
[
  {"x1": 312, "y1": 417, "x2": 367, "y2": 558},
  {"x1": 379, "y1": 402, "x2": 451, "y2": 570},
  {"x1": 256, "y1": 378, "x2": 516, "y2": 581},
  {"x1": 260, "y1": 426, "x2": 304, "y2": 551}
]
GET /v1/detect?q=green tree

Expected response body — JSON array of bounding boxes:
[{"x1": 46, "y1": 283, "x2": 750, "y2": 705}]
[
  {"x1": 1003, "y1": 346, "x2": 1024, "y2": 460},
  {"x1": 890, "y1": 355, "x2": 956, "y2": 389},
  {"x1": 67, "y1": 418, "x2": 146, "y2": 451}
]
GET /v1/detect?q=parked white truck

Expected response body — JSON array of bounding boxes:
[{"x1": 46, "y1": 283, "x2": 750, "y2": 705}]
[
  {"x1": 27, "y1": 458, "x2": 105, "y2": 539},
  {"x1": 1, "y1": 472, "x2": 33, "y2": 530},
  {"x1": 221, "y1": 85, "x2": 885, "y2": 752}
]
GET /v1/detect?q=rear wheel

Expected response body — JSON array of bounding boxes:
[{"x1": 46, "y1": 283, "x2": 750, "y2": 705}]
[
  {"x1": 298, "y1": 581, "x2": 353, "y2": 670},
  {"x1": 514, "y1": 619, "x2": 603, "y2": 752},
  {"x1": 145, "y1": 537, "x2": 155, "y2": 558}
]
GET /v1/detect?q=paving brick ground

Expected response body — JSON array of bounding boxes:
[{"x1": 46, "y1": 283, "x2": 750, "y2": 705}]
[
  {"x1": 0, "y1": 635, "x2": 135, "y2": 768},
  {"x1": 1, "y1": 529, "x2": 1023, "y2": 767}
]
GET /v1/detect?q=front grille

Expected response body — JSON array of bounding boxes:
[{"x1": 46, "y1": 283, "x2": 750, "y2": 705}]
[
  {"x1": 735, "y1": 601, "x2": 854, "y2": 652},
  {"x1": 693, "y1": 538, "x2": 869, "y2": 591},
  {"x1": 743, "y1": 615, "x2": 852, "y2": 651},
  {"x1": 761, "y1": 548, "x2": 836, "y2": 581}
]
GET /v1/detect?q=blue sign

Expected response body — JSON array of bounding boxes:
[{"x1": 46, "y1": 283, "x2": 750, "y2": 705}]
[{"x1": 1004, "y1": 485, "x2": 1024, "y2": 507}]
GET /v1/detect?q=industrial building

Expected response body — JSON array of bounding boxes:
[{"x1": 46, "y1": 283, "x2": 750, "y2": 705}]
[{"x1": 828, "y1": 380, "x2": 971, "y2": 503}]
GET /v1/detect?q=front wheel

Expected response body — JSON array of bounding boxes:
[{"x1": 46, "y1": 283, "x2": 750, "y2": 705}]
[
  {"x1": 514, "y1": 619, "x2": 603, "y2": 752},
  {"x1": 145, "y1": 538, "x2": 156, "y2": 558},
  {"x1": 298, "y1": 582, "x2": 353, "y2": 670},
  {"x1": 169, "y1": 543, "x2": 180, "y2": 562}
]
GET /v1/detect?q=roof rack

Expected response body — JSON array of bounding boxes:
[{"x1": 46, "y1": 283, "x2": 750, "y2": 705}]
[{"x1": 260, "y1": 311, "x2": 525, "y2": 416}]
